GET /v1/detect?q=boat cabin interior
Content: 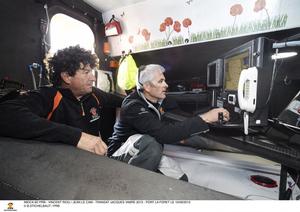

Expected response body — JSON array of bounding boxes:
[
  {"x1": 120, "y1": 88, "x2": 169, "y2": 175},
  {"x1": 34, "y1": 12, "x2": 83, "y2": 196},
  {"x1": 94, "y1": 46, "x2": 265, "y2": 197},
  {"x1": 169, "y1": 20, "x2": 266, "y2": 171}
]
[{"x1": 0, "y1": 0, "x2": 300, "y2": 200}]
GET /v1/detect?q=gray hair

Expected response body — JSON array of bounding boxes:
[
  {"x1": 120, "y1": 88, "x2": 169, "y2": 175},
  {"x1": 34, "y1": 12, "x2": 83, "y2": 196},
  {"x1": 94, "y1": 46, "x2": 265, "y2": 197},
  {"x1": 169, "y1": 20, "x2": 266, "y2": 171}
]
[{"x1": 139, "y1": 64, "x2": 165, "y2": 85}]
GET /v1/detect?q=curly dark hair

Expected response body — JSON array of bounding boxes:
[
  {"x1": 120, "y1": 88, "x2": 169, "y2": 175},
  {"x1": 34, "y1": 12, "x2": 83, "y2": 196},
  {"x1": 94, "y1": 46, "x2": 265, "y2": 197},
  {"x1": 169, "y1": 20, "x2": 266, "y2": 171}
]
[{"x1": 48, "y1": 45, "x2": 97, "y2": 86}]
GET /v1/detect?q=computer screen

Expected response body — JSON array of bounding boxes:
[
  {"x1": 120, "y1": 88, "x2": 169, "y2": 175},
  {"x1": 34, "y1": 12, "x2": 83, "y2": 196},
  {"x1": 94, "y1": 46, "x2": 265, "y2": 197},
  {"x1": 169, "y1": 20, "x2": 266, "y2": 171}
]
[
  {"x1": 224, "y1": 51, "x2": 250, "y2": 91},
  {"x1": 207, "y1": 59, "x2": 223, "y2": 88},
  {"x1": 208, "y1": 63, "x2": 216, "y2": 85}
]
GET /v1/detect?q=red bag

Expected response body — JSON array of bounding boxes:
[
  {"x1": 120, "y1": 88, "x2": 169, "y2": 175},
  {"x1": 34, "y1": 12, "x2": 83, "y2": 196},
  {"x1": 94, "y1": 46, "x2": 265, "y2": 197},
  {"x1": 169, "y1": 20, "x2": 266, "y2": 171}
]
[{"x1": 105, "y1": 16, "x2": 122, "y2": 36}]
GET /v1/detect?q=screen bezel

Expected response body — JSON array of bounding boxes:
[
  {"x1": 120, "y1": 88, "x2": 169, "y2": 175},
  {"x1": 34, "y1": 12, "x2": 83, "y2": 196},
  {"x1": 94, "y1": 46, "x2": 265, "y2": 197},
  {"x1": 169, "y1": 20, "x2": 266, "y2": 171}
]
[{"x1": 222, "y1": 40, "x2": 254, "y2": 92}]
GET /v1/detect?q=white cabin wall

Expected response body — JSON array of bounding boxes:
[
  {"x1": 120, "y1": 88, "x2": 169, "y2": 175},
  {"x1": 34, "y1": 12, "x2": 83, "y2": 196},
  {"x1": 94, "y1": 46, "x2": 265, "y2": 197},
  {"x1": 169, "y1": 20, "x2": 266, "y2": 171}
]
[{"x1": 102, "y1": 0, "x2": 300, "y2": 56}]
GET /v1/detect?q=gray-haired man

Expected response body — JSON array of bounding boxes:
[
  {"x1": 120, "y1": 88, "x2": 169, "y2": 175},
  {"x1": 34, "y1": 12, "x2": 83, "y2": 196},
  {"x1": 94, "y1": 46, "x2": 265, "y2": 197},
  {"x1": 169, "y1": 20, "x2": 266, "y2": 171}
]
[{"x1": 108, "y1": 64, "x2": 230, "y2": 180}]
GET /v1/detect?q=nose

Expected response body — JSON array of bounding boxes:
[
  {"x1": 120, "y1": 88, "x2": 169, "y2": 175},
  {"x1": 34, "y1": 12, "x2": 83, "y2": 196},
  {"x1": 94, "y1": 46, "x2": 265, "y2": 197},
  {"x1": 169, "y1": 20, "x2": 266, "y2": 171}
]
[
  {"x1": 164, "y1": 81, "x2": 168, "y2": 88},
  {"x1": 89, "y1": 72, "x2": 96, "y2": 82}
]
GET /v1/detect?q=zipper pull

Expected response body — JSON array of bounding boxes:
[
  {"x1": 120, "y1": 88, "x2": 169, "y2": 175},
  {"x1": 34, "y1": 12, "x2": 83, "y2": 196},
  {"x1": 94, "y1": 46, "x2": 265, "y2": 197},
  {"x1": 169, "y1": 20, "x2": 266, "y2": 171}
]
[{"x1": 80, "y1": 102, "x2": 85, "y2": 116}]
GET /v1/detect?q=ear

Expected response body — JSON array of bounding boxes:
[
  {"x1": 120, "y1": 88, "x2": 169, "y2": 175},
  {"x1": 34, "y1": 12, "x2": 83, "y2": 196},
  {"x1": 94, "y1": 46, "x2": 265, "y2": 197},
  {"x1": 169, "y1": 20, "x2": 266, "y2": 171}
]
[
  {"x1": 143, "y1": 83, "x2": 151, "y2": 93},
  {"x1": 60, "y1": 72, "x2": 72, "y2": 84}
]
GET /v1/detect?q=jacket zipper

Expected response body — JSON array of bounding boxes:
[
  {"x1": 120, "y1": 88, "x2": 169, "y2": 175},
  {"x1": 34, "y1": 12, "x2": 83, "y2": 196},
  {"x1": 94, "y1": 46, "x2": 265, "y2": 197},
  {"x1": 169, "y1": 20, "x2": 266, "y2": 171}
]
[
  {"x1": 80, "y1": 102, "x2": 85, "y2": 116},
  {"x1": 137, "y1": 90, "x2": 161, "y2": 120}
]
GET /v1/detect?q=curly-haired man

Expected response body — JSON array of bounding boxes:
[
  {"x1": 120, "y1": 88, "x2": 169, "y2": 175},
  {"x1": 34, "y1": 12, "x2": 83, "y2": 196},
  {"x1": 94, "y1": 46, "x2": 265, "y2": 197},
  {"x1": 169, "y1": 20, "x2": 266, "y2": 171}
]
[{"x1": 0, "y1": 46, "x2": 122, "y2": 155}]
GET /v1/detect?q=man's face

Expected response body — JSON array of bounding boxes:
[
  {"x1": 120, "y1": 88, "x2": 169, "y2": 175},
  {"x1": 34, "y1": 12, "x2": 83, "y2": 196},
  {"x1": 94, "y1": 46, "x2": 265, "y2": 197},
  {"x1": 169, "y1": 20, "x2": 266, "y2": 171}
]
[
  {"x1": 144, "y1": 71, "x2": 168, "y2": 102},
  {"x1": 64, "y1": 64, "x2": 96, "y2": 98}
]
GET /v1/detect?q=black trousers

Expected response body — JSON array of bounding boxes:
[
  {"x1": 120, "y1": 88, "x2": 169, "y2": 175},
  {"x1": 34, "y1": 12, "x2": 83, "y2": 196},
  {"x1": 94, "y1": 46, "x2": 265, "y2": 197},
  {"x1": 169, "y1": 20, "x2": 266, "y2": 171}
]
[
  {"x1": 111, "y1": 134, "x2": 163, "y2": 171},
  {"x1": 111, "y1": 134, "x2": 188, "y2": 181}
]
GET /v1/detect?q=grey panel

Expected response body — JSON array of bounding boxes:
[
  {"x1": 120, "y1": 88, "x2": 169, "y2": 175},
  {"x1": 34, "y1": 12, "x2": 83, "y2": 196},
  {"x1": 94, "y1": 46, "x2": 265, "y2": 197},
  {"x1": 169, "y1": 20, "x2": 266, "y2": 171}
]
[{"x1": 0, "y1": 137, "x2": 239, "y2": 200}]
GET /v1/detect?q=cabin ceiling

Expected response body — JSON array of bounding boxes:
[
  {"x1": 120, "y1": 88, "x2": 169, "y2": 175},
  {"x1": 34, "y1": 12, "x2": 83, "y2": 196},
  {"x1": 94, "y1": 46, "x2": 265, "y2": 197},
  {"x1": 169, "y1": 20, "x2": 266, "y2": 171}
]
[{"x1": 83, "y1": 0, "x2": 146, "y2": 12}]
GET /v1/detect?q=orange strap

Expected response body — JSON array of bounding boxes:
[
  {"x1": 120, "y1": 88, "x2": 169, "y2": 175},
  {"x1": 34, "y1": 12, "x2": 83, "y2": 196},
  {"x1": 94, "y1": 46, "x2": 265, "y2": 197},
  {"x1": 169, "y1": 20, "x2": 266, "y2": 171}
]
[
  {"x1": 47, "y1": 91, "x2": 63, "y2": 120},
  {"x1": 47, "y1": 91, "x2": 99, "y2": 120}
]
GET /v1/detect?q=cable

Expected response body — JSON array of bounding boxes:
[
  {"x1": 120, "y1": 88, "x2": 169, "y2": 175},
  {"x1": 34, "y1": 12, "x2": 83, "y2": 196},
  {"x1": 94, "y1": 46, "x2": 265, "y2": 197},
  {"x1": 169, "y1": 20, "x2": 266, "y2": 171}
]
[
  {"x1": 41, "y1": 4, "x2": 51, "y2": 51},
  {"x1": 44, "y1": 4, "x2": 49, "y2": 34},
  {"x1": 284, "y1": 125, "x2": 300, "y2": 134},
  {"x1": 28, "y1": 63, "x2": 43, "y2": 90},
  {"x1": 28, "y1": 65, "x2": 37, "y2": 90},
  {"x1": 264, "y1": 48, "x2": 278, "y2": 105},
  {"x1": 290, "y1": 174, "x2": 299, "y2": 189},
  {"x1": 286, "y1": 174, "x2": 299, "y2": 200},
  {"x1": 264, "y1": 48, "x2": 284, "y2": 107}
]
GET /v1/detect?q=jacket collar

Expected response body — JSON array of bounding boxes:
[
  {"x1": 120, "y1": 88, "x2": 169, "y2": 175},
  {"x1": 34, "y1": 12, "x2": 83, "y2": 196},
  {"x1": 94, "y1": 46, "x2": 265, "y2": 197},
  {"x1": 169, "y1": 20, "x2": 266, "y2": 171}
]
[
  {"x1": 57, "y1": 87, "x2": 92, "y2": 102},
  {"x1": 136, "y1": 90, "x2": 162, "y2": 120}
]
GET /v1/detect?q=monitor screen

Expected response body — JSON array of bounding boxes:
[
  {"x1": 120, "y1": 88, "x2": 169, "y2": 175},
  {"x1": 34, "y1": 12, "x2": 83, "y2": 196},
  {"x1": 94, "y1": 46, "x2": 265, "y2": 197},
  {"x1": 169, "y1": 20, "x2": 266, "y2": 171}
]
[
  {"x1": 208, "y1": 63, "x2": 216, "y2": 85},
  {"x1": 207, "y1": 59, "x2": 223, "y2": 88},
  {"x1": 224, "y1": 50, "x2": 250, "y2": 91}
]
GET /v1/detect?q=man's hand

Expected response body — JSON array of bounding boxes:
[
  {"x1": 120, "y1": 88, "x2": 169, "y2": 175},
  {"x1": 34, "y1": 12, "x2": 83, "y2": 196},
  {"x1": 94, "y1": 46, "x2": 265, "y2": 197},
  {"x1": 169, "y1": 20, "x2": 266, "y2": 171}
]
[
  {"x1": 77, "y1": 132, "x2": 108, "y2": 156},
  {"x1": 199, "y1": 108, "x2": 230, "y2": 123}
]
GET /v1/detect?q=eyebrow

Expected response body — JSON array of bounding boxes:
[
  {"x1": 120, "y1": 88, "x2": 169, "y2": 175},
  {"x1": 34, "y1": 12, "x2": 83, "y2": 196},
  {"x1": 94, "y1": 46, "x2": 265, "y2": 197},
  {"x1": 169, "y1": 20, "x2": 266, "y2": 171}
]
[
  {"x1": 80, "y1": 66, "x2": 92, "y2": 71},
  {"x1": 77, "y1": 69, "x2": 92, "y2": 74}
]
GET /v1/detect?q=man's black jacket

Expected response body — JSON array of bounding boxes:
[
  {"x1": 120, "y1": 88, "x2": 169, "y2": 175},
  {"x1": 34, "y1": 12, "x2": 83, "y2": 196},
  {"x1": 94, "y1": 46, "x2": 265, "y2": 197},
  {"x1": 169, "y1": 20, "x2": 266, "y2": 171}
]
[
  {"x1": 108, "y1": 91, "x2": 209, "y2": 156},
  {"x1": 0, "y1": 86, "x2": 122, "y2": 146}
]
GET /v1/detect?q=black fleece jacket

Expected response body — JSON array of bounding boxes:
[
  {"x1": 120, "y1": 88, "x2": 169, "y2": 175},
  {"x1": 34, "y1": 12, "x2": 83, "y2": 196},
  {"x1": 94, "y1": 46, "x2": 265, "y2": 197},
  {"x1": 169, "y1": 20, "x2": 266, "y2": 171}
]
[
  {"x1": 0, "y1": 87, "x2": 123, "y2": 146},
  {"x1": 108, "y1": 91, "x2": 209, "y2": 156}
]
